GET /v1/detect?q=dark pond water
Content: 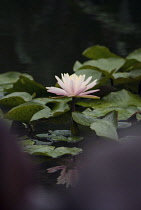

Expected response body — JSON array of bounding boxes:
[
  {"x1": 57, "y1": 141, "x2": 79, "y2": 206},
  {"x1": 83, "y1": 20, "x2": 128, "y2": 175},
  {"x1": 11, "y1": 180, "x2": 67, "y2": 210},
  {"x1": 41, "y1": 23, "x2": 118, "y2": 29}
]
[{"x1": 1, "y1": 0, "x2": 141, "y2": 86}]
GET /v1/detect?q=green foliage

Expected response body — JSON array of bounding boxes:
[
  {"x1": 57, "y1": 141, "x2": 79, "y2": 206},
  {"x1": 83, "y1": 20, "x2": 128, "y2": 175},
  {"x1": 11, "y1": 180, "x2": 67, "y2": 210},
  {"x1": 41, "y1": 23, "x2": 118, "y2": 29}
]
[
  {"x1": 82, "y1": 45, "x2": 121, "y2": 60},
  {"x1": 0, "y1": 72, "x2": 33, "y2": 92},
  {"x1": 36, "y1": 130, "x2": 83, "y2": 143},
  {"x1": 24, "y1": 145, "x2": 82, "y2": 158},
  {"x1": 1, "y1": 45, "x2": 141, "y2": 162},
  {"x1": 77, "y1": 89, "x2": 141, "y2": 120},
  {"x1": 5, "y1": 102, "x2": 46, "y2": 123},
  {"x1": 0, "y1": 92, "x2": 32, "y2": 107},
  {"x1": 5, "y1": 75, "x2": 47, "y2": 97}
]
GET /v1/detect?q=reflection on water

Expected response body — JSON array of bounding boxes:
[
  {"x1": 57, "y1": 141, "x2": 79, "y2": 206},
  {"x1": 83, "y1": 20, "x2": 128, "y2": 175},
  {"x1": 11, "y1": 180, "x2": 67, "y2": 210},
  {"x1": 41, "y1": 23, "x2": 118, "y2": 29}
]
[{"x1": 0, "y1": 0, "x2": 141, "y2": 85}]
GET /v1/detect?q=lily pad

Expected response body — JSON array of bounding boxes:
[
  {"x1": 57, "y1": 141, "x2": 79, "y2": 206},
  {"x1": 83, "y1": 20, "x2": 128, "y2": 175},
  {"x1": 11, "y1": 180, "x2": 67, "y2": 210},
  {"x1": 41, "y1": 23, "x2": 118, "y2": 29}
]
[
  {"x1": 0, "y1": 71, "x2": 33, "y2": 85},
  {"x1": 48, "y1": 130, "x2": 71, "y2": 136},
  {"x1": 120, "y1": 59, "x2": 141, "y2": 71},
  {"x1": 78, "y1": 90, "x2": 141, "y2": 120},
  {"x1": 90, "y1": 115, "x2": 118, "y2": 141},
  {"x1": 5, "y1": 102, "x2": 45, "y2": 123},
  {"x1": 32, "y1": 97, "x2": 71, "y2": 116},
  {"x1": 0, "y1": 92, "x2": 32, "y2": 107},
  {"x1": 72, "y1": 111, "x2": 96, "y2": 126},
  {"x1": 20, "y1": 139, "x2": 35, "y2": 147},
  {"x1": 24, "y1": 145, "x2": 82, "y2": 158},
  {"x1": 83, "y1": 45, "x2": 121, "y2": 60},
  {"x1": 36, "y1": 130, "x2": 83, "y2": 143},
  {"x1": 102, "y1": 111, "x2": 118, "y2": 129},
  {"x1": 127, "y1": 49, "x2": 141, "y2": 62},
  {"x1": 30, "y1": 107, "x2": 52, "y2": 121},
  {"x1": 73, "y1": 61, "x2": 82, "y2": 72},
  {"x1": 77, "y1": 90, "x2": 141, "y2": 109},
  {"x1": 83, "y1": 57, "x2": 125, "y2": 74},
  {"x1": 5, "y1": 75, "x2": 47, "y2": 97},
  {"x1": 118, "y1": 122, "x2": 132, "y2": 129}
]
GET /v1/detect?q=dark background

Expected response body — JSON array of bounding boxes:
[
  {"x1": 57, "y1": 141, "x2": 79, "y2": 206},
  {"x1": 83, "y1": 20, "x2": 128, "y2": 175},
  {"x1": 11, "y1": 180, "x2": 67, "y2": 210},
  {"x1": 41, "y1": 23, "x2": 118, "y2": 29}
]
[{"x1": 0, "y1": 0, "x2": 141, "y2": 86}]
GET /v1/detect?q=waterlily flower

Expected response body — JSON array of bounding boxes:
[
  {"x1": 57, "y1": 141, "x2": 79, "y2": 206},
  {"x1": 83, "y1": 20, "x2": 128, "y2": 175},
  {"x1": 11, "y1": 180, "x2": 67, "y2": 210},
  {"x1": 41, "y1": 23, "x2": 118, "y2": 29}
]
[{"x1": 46, "y1": 73, "x2": 100, "y2": 99}]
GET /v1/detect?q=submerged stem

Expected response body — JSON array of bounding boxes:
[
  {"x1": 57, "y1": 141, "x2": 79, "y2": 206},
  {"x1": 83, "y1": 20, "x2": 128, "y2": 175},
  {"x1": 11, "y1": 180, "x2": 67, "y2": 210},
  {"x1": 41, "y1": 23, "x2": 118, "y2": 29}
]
[{"x1": 70, "y1": 97, "x2": 79, "y2": 136}]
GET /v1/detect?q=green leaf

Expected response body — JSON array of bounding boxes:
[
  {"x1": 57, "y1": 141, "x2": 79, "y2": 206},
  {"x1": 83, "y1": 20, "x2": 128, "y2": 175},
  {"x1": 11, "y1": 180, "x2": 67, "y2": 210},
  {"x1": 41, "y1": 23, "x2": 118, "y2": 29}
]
[
  {"x1": 0, "y1": 71, "x2": 33, "y2": 85},
  {"x1": 90, "y1": 119, "x2": 118, "y2": 140},
  {"x1": 78, "y1": 90, "x2": 141, "y2": 120},
  {"x1": 112, "y1": 72, "x2": 132, "y2": 85},
  {"x1": 30, "y1": 107, "x2": 52, "y2": 121},
  {"x1": 118, "y1": 122, "x2": 132, "y2": 129},
  {"x1": 83, "y1": 45, "x2": 121, "y2": 60},
  {"x1": 5, "y1": 76, "x2": 47, "y2": 97},
  {"x1": 24, "y1": 145, "x2": 82, "y2": 158},
  {"x1": 83, "y1": 57, "x2": 125, "y2": 74},
  {"x1": 130, "y1": 69, "x2": 141, "y2": 80},
  {"x1": 120, "y1": 59, "x2": 141, "y2": 72},
  {"x1": 20, "y1": 140, "x2": 35, "y2": 147},
  {"x1": 0, "y1": 92, "x2": 32, "y2": 107},
  {"x1": 48, "y1": 130, "x2": 71, "y2": 136},
  {"x1": 36, "y1": 130, "x2": 83, "y2": 143},
  {"x1": 73, "y1": 61, "x2": 82, "y2": 72},
  {"x1": 78, "y1": 90, "x2": 141, "y2": 109},
  {"x1": 72, "y1": 111, "x2": 96, "y2": 126},
  {"x1": 32, "y1": 97, "x2": 71, "y2": 116},
  {"x1": 95, "y1": 69, "x2": 115, "y2": 88},
  {"x1": 5, "y1": 102, "x2": 45, "y2": 123},
  {"x1": 127, "y1": 49, "x2": 141, "y2": 62},
  {"x1": 102, "y1": 111, "x2": 118, "y2": 129}
]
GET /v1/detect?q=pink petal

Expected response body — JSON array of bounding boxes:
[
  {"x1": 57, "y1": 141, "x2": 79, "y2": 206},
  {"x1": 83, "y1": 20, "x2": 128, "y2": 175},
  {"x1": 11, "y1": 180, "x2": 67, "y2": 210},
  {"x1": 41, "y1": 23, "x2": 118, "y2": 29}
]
[
  {"x1": 79, "y1": 89, "x2": 100, "y2": 96},
  {"x1": 55, "y1": 75, "x2": 70, "y2": 94},
  {"x1": 74, "y1": 86, "x2": 87, "y2": 96},
  {"x1": 46, "y1": 87, "x2": 67, "y2": 96},
  {"x1": 83, "y1": 76, "x2": 92, "y2": 86},
  {"x1": 85, "y1": 79, "x2": 97, "y2": 91}
]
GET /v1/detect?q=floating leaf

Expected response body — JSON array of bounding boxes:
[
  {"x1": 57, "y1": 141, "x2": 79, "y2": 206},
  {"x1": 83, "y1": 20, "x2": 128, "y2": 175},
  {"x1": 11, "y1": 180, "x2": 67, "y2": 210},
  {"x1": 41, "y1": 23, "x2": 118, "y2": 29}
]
[
  {"x1": 30, "y1": 107, "x2": 52, "y2": 121},
  {"x1": 118, "y1": 122, "x2": 132, "y2": 129},
  {"x1": 102, "y1": 111, "x2": 118, "y2": 129},
  {"x1": 90, "y1": 119, "x2": 118, "y2": 140},
  {"x1": 120, "y1": 59, "x2": 141, "y2": 72},
  {"x1": 0, "y1": 92, "x2": 32, "y2": 107},
  {"x1": 32, "y1": 97, "x2": 71, "y2": 116},
  {"x1": 51, "y1": 135, "x2": 83, "y2": 143},
  {"x1": 36, "y1": 130, "x2": 83, "y2": 143},
  {"x1": 72, "y1": 111, "x2": 96, "y2": 126},
  {"x1": 83, "y1": 57, "x2": 125, "y2": 74},
  {"x1": 83, "y1": 45, "x2": 121, "y2": 60},
  {"x1": 73, "y1": 61, "x2": 82, "y2": 71},
  {"x1": 5, "y1": 76, "x2": 47, "y2": 97},
  {"x1": 36, "y1": 133, "x2": 52, "y2": 139},
  {"x1": 130, "y1": 69, "x2": 141, "y2": 80},
  {"x1": 79, "y1": 90, "x2": 141, "y2": 120},
  {"x1": 0, "y1": 71, "x2": 33, "y2": 85},
  {"x1": 5, "y1": 102, "x2": 45, "y2": 123},
  {"x1": 24, "y1": 145, "x2": 82, "y2": 158},
  {"x1": 77, "y1": 90, "x2": 141, "y2": 109},
  {"x1": 20, "y1": 139, "x2": 35, "y2": 147},
  {"x1": 127, "y1": 49, "x2": 141, "y2": 62},
  {"x1": 48, "y1": 130, "x2": 71, "y2": 136}
]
